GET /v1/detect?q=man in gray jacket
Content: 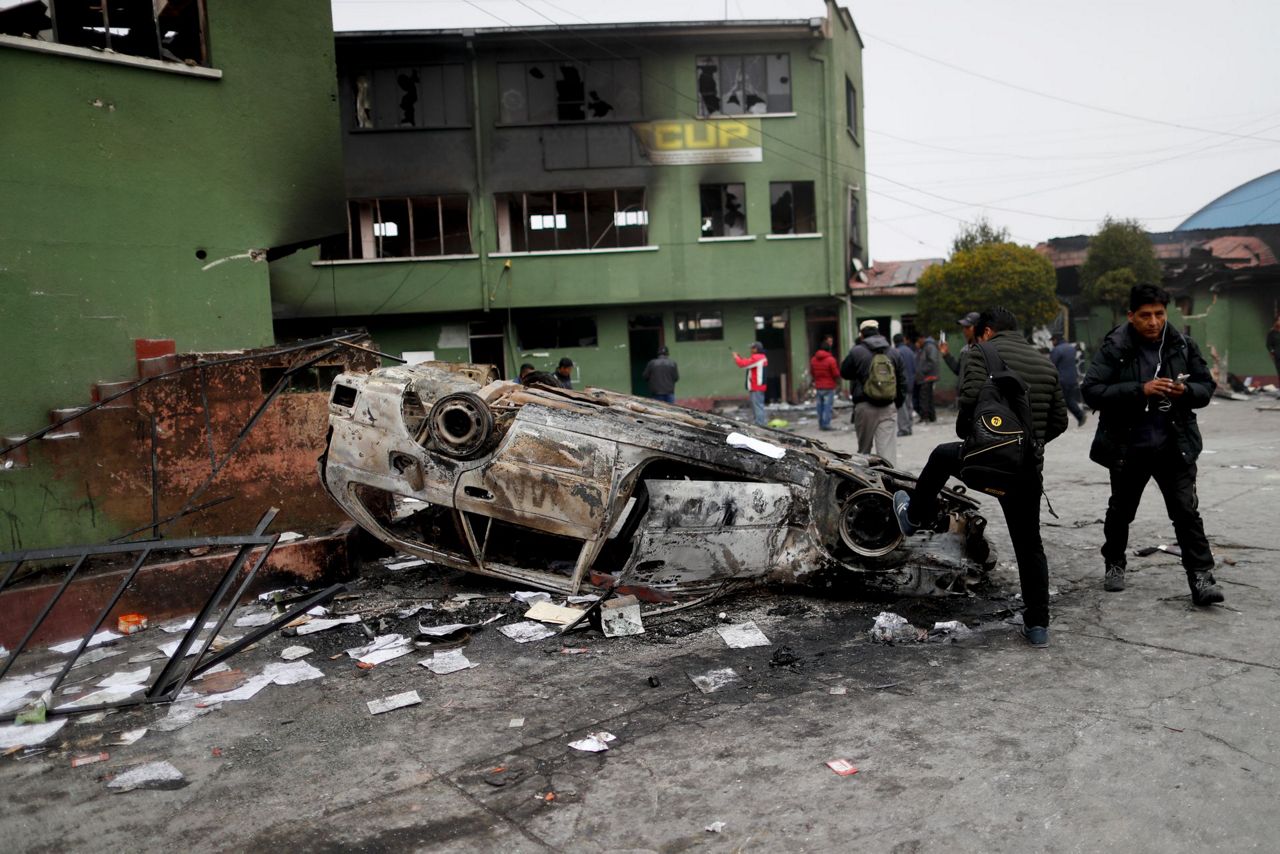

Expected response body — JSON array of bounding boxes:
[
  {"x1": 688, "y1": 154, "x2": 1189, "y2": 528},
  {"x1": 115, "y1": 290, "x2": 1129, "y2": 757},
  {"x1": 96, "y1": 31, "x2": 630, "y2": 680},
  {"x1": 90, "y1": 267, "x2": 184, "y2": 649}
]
[
  {"x1": 914, "y1": 334, "x2": 941, "y2": 422},
  {"x1": 642, "y1": 346, "x2": 679, "y2": 404},
  {"x1": 841, "y1": 320, "x2": 907, "y2": 466},
  {"x1": 894, "y1": 307, "x2": 1068, "y2": 648}
]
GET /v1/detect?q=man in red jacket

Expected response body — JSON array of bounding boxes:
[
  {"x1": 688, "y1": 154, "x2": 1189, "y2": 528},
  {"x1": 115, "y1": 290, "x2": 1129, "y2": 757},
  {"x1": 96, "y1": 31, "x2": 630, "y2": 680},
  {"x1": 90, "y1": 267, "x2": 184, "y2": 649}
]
[
  {"x1": 810, "y1": 335, "x2": 841, "y2": 431},
  {"x1": 733, "y1": 341, "x2": 769, "y2": 426}
]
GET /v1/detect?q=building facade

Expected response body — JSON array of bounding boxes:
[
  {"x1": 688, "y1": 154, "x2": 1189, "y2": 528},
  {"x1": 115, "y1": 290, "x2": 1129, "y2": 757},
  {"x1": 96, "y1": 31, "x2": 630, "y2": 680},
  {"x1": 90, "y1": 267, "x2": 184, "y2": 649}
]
[{"x1": 270, "y1": 2, "x2": 868, "y2": 406}]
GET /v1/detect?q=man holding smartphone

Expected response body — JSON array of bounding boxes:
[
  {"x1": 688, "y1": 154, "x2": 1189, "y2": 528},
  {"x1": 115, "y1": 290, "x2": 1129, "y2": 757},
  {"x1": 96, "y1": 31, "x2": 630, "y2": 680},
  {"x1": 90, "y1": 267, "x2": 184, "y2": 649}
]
[{"x1": 1082, "y1": 284, "x2": 1223, "y2": 604}]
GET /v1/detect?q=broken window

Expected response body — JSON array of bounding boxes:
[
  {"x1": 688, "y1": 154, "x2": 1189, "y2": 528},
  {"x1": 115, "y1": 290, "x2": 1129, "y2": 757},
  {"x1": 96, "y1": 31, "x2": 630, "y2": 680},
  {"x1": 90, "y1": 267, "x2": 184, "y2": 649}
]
[
  {"x1": 696, "y1": 53, "x2": 790, "y2": 117},
  {"x1": 497, "y1": 59, "x2": 641, "y2": 124},
  {"x1": 354, "y1": 64, "x2": 468, "y2": 129},
  {"x1": 845, "y1": 77, "x2": 859, "y2": 139},
  {"x1": 848, "y1": 190, "x2": 863, "y2": 276},
  {"x1": 35, "y1": 0, "x2": 209, "y2": 65},
  {"x1": 514, "y1": 315, "x2": 599, "y2": 349},
  {"x1": 769, "y1": 182, "x2": 817, "y2": 235},
  {"x1": 674, "y1": 311, "x2": 724, "y2": 342},
  {"x1": 494, "y1": 189, "x2": 649, "y2": 253},
  {"x1": 700, "y1": 184, "x2": 747, "y2": 238},
  {"x1": 330, "y1": 196, "x2": 473, "y2": 260}
]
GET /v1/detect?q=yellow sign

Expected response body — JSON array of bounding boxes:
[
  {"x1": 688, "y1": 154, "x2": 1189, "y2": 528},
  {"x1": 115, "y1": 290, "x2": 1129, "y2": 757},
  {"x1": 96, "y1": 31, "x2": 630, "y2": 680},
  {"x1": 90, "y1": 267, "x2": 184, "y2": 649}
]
[{"x1": 631, "y1": 119, "x2": 763, "y2": 165}]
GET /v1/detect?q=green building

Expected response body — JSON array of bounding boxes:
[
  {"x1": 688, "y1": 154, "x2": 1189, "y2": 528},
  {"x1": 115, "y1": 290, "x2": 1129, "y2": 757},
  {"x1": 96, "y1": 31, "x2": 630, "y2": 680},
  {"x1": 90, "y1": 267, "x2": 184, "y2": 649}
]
[
  {"x1": 270, "y1": 2, "x2": 869, "y2": 406},
  {"x1": 0, "y1": 0, "x2": 347, "y2": 435}
]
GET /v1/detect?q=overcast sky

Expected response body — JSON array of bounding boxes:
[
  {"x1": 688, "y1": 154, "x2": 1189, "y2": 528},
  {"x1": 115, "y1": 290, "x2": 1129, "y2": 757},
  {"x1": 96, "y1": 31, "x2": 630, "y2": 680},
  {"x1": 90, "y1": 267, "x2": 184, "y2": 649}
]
[{"x1": 332, "y1": 0, "x2": 1280, "y2": 263}]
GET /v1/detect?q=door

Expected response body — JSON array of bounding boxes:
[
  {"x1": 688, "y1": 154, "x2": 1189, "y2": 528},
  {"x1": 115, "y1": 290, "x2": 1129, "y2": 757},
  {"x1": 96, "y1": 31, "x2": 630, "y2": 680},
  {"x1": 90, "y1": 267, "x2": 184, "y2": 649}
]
[
  {"x1": 628, "y1": 314, "x2": 664, "y2": 397},
  {"x1": 469, "y1": 320, "x2": 507, "y2": 379},
  {"x1": 754, "y1": 309, "x2": 791, "y2": 403}
]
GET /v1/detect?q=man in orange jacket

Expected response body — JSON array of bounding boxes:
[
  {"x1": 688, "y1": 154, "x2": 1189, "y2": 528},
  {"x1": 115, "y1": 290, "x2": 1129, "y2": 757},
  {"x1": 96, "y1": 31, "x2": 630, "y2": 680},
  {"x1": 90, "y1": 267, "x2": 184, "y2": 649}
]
[
  {"x1": 810, "y1": 335, "x2": 841, "y2": 430},
  {"x1": 733, "y1": 341, "x2": 769, "y2": 426}
]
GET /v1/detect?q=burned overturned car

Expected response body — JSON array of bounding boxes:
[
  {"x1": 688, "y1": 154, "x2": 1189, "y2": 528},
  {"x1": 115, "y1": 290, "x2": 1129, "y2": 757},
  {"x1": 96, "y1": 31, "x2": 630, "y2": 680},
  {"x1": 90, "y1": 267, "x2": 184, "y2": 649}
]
[{"x1": 320, "y1": 363, "x2": 994, "y2": 601}]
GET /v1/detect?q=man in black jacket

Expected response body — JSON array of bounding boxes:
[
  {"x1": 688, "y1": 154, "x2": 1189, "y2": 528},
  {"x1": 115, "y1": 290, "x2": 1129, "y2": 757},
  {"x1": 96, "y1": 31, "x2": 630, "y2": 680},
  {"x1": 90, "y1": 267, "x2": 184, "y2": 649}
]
[
  {"x1": 893, "y1": 307, "x2": 1068, "y2": 648},
  {"x1": 642, "y1": 346, "x2": 679, "y2": 403},
  {"x1": 1082, "y1": 284, "x2": 1223, "y2": 605},
  {"x1": 841, "y1": 320, "x2": 906, "y2": 466}
]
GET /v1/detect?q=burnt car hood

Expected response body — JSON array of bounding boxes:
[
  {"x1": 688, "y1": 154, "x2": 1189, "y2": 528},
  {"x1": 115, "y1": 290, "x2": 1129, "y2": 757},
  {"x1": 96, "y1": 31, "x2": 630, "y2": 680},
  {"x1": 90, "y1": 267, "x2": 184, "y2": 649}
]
[{"x1": 320, "y1": 362, "x2": 993, "y2": 600}]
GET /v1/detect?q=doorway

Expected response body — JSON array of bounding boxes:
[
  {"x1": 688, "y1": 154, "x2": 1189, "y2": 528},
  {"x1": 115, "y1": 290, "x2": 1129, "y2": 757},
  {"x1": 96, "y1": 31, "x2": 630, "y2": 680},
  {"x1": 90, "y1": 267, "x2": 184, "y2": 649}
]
[
  {"x1": 469, "y1": 319, "x2": 507, "y2": 379},
  {"x1": 805, "y1": 305, "x2": 839, "y2": 359},
  {"x1": 628, "y1": 313, "x2": 664, "y2": 396},
  {"x1": 753, "y1": 308, "x2": 791, "y2": 403}
]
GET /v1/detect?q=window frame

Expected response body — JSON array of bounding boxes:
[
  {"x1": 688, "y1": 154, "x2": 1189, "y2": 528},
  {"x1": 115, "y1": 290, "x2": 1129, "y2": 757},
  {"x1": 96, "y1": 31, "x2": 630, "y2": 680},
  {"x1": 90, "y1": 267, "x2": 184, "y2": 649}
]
[
  {"x1": 695, "y1": 52, "x2": 793, "y2": 118},
  {"x1": 699, "y1": 183, "x2": 749, "y2": 239},
  {"x1": 1, "y1": 0, "x2": 213, "y2": 69},
  {"x1": 334, "y1": 195, "x2": 474, "y2": 261},
  {"x1": 674, "y1": 310, "x2": 726, "y2": 342},
  {"x1": 494, "y1": 189, "x2": 650, "y2": 253},
  {"x1": 768, "y1": 181, "x2": 818, "y2": 236},
  {"x1": 496, "y1": 58, "x2": 644, "y2": 126},
  {"x1": 350, "y1": 63, "x2": 469, "y2": 130},
  {"x1": 845, "y1": 76, "x2": 859, "y2": 142}
]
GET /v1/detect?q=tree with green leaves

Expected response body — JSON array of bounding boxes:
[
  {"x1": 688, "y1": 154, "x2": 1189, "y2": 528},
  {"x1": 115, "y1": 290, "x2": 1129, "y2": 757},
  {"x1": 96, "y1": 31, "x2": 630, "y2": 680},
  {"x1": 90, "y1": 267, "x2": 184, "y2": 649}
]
[
  {"x1": 1080, "y1": 216, "x2": 1161, "y2": 321},
  {"x1": 916, "y1": 242, "x2": 1061, "y2": 335},
  {"x1": 950, "y1": 216, "x2": 1011, "y2": 257}
]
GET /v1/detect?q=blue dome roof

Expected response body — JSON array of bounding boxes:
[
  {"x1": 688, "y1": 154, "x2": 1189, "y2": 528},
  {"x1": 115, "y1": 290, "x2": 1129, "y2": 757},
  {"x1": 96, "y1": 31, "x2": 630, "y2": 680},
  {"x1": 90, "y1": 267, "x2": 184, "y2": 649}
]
[{"x1": 1177, "y1": 169, "x2": 1280, "y2": 230}]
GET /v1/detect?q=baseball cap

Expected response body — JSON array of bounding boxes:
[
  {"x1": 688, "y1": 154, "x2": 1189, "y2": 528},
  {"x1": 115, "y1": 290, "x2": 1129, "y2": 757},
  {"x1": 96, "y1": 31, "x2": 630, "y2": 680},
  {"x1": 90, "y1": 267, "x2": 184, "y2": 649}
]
[
  {"x1": 957, "y1": 311, "x2": 980, "y2": 328},
  {"x1": 858, "y1": 319, "x2": 879, "y2": 332},
  {"x1": 749, "y1": 341, "x2": 764, "y2": 350}
]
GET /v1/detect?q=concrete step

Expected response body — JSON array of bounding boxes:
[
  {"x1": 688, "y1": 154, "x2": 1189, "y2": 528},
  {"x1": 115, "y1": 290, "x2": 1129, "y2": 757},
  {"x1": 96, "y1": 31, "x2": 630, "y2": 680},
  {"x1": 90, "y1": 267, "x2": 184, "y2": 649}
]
[
  {"x1": 94, "y1": 380, "x2": 138, "y2": 409},
  {"x1": 137, "y1": 353, "x2": 178, "y2": 379},
  {"x1": 1, "y1": 436, "x2": 30, "y2": 469},
  {"x1": 49, "y1": 406, "x2": 88, "y2": 426}
]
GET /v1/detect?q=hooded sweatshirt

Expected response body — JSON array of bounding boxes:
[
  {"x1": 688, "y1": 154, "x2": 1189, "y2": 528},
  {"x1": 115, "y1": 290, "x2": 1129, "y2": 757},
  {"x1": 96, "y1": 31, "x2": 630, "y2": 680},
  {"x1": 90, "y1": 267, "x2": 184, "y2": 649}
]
[{"x1": 810, "y1": 348, "x2": 841, "y2": 390}]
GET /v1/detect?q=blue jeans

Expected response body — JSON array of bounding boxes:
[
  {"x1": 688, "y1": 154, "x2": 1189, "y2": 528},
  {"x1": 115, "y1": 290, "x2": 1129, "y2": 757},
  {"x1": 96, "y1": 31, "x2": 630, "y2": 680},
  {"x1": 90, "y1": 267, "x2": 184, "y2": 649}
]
[
  {"x1": 815, "y1": 389, "x2": 835, "y2": 429},
  {"x1": 653, "y1": 393, "x2": 675, "y2": 404},
  {"x1": 750, "y1": 390, "x2": 767, "y2": 426}
]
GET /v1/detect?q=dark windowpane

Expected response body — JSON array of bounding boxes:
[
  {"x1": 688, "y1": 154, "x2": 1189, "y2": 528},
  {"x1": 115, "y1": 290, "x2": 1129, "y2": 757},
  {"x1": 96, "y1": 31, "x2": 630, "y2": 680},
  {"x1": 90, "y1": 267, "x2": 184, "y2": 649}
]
[
  {"x1": 498, "y1": 63, "x2": 528, "y2": 123},
  {"x1": 376, "y1": 199, "x2": 411, "y2": 258},
  {"x1": 442, "y1": 64, "x2": 468, "y2": 127},
  {"x1": 695, "y1": 57, "x2": 720, "y2": 117},
  {"x1": 700, "y1": 183, "x2": 747, "y2": 237},
  {"x1": 770, "y1": 182, "x2": 816, "y2": 235},
  {"x1": 767, "y1": 54, "x2": 792, "y2": 113},
  {"x1": 527, "y1": 63, "x2": 557, "y2": 123},
  {"x1": 417, "y1": 65, "x2": 445, "y2": 127},
  {"x1": 557, "y1": 191, "x2": 588, "y2": 250},
  {"x1": 614, "y1": 188, "x2": 648, "y2": 248},
  {"x1": 586, "y1": 190, "x2": 618, "y2": 250},
  {"x1": 515, "y1": 315, "x2": 598, "y2": 349},
  {"x1": 394, "y1": 68, "x2": 421, "y2": 127},
  {"x1": 440, "y1": 195, "x2": 471, "y2": 255},
  {"x1": 412, "y1": 198, "x2": 442, "y2": 256},
  {"x1": 846, "y1": 77, "x2": 858, "y2": 137},
  {"x1": 525, "y1": 192, "x2": 557, "y2": 252},
  {"x1": 697, "y1": 54, "x2": 789, "y2": 117},
  {"x1": 674, "y1": 311, "x2": 724, "y2": 342}
]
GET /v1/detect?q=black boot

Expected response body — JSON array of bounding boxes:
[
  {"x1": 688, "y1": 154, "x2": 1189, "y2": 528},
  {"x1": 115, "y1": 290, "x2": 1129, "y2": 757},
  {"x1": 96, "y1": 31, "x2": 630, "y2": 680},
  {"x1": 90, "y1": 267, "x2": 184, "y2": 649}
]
[{"x1": 1188, "y1": 571, "x2": 1224, "y2": 606}]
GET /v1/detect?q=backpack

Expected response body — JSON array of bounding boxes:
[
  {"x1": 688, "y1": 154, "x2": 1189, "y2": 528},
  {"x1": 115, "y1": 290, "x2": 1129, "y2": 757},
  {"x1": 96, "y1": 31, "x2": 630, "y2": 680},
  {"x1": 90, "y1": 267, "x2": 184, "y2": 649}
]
[
  {"x1": 864, "y1": 350, "x2": 897, "y2": 403},
  {"x1": 958, "y1": 342, "x2": 1041, "y2": 498}
]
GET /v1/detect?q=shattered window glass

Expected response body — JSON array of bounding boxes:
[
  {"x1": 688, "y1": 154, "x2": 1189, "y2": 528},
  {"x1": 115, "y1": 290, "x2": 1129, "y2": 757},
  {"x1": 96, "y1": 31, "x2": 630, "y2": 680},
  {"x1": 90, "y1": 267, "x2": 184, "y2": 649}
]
[
  {"x1": 848, "y1": 191, "x2": 863, "y2": 276},
  {"x1": 497, "y1": 59, "x2": 640, "y2": 123},
  {"x1": 358, "y1": 64, "x2": 467, "y2": 129},
  {"x1": 335, "y1": 196, "x2": 472, "y2": 260},
  {"x1": 43, "y1": 0, "x2": 208, "y2": 65},
  {"x1": 846, "y1": 76, "x2": 859, "y2": 139},
  {"x1": 770, "y1": 182, "x2": 817, "y2": 235},
  {"x1": 700, "y1": 184, "x2": 748, "y2": 238},
  {"x1": 515, "y1": 315, "x2": 599, "y2": 349},
  {"x1": 494, "y1": 189, "x2": 649, "y2": 253},
  {"x1": 697, "y1": 53, "x2": 790, "y2": 117},
  {"x1": 674, "y1": 311, "x2": 724, "y2": 342}
]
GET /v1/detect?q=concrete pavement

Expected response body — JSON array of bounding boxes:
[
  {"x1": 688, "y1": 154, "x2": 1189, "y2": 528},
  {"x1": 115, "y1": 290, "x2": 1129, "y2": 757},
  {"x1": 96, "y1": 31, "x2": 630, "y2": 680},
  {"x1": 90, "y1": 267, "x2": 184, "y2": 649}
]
[{"x1": 2, "y1": 398, "x2": 1277, "y2": 852}]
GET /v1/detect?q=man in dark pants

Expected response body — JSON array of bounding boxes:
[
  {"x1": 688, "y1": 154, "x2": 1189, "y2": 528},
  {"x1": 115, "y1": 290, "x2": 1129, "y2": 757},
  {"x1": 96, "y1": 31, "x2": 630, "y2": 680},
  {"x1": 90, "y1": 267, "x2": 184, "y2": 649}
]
[
  {"x1": 914, "y1": 334, "x2": 941, "y2": 422},
  {"x1": 642, "y1": 346, "x2": 679, "y2": 404},
  {"x1": 1267, "y1": 314, "x2": 1280, "y2": 381},
  {"x1": 1050, "y1": 334, "x2": 1087, "y2": 426},
  {"x1": 893, "y1": 308, "x2": 1068, "y2": 647},
  {"x1": 1082, "y1": 284, "x2": 1223, "y2": 604}
]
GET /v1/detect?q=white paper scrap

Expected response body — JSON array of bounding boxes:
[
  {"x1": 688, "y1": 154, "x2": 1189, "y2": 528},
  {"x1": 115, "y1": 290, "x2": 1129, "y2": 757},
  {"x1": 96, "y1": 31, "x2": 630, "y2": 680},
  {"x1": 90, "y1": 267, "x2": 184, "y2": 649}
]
[
  {"x1": 107, "y1": 760, "x2": 186, "y2": 792},
  {"x1": 498, "y1": 621, "x2": 557, "y2": 644},
  {"x1": 0, "y1": 676, "x2": 56, "y2": 716},
  {"x1": 346, "y1": 634, "x2": 412, "y2": 666},
  {"x1": 512, "y1": 591, "x2": 552, "y2": 604},
  {"x1": 420, "y1": 649, "x2": 478, "y2": 675},
  {"x1": 524, "y1": 601, "x2": 586, "y2": 626},
  {"x1": 306, "y1": 606, "x2": 329, "y2": 616},
  {"x1": 277, "y1": 531, "x2": 304, "y2": 543},
  {"x1": 367, "y1": 690, "x2": 421, "y2": 715},
  {"x1": 97, "y1": 667, "x2": 151, "y2": 688},
  {"x1": 716, "y1": 621, "x2": 771, "y2": 649},
  {"x1": 159, "y1": 618, "x2": 219, "y2": 634},
  {"x1": 568, "y1": 731, "x2": 616, "y2": 752},
  {"x1": 689, "y1": 668, "x2": 741, "y2": 694},
  {"x1": 61, "y1": 684, "x2": 146, "y2": 709},
  {"x1": 151, "y1": 702, "x2": 214, "y2": 732},
  {"x1": 261, "y1": 660, "x2": 323, "y2": 685},
  {"x1": 508, "y1": 717, "x2": 525, "y2": 728},
  {"x1": 110, "y1": 727, "x2": 148, "y2": 746},
  {"x1": 386, "y1": 559, "x2": 428, "y2": 571},
  {"x1": 280, "y1": 646, "x2": 313, "y2": 661},
  {"x1": 233, "y1": 612, "x2": 274, "y2": 628},
  {"x1": 70, "y1": 647, "x2": 126, "y2": 669},
  {"x1": 417, "y1": 621, "x2": 475, "y2": 637},
  {"x1": 706, "y1": 821, "x2": 727, "y2": 833},
  {"x1": 0, "y1": 719, "x2": 67, "y2": 749},
  {"x1": 49, "y1": 630, "x2": 120, "y2": 655},
  {"x1": 293, "y1": 615, "x2": 361, "y2": 636},
  {"x1": 726, "y1": 431, "x2": 785, "y2": 460}
]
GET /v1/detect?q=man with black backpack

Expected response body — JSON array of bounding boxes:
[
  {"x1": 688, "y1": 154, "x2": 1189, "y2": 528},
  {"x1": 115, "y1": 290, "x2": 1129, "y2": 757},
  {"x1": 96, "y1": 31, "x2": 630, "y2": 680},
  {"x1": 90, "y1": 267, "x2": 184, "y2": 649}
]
[
  {"x1": 892, "y1": 307, "x2": 1068, "y2": 648},
  {"x1": 841, "y1": 320, "x2": 906, "y2": 466}
]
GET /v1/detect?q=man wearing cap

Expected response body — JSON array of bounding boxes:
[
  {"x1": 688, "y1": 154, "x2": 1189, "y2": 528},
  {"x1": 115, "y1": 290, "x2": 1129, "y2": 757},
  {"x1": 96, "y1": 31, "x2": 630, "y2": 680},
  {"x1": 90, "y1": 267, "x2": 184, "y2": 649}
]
[
  {"x1": 841, "y1": 320, "x2": 907, "y2": 465},
  {"x1": 941, "y1": 311, "x2": 980, "y2": 376},
  {"x1": 554, "y1": 357, "x2": 575, "y2": 389},
  {"x1": 643, "y1": 346, "x2": 679, "y2": 404},
  {"x1": 733, "y1": 342, "x2": 769, "y2": 426}
]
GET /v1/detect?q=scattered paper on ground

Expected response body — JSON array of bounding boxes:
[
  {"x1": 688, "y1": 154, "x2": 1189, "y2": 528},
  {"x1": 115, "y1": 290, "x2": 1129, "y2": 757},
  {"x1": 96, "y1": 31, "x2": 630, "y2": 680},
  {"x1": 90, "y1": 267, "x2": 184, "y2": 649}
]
[
  {"x1": 346, "y1": 634, "x2": 413, "y2": 665},
  {"x1": 367, "y1": 690, "x2": 421, "y2": 715},
  {"x1": 499, "y1": 621, "x2": 557, "y2": 643},
  {"x1": 233, "y1": 612, "x2": 275, "y2": 628},
  {"x1": 160, "y1": 618, "x2": 218, "y2": 634},
  {"x1": 293, "y1": 615, "x2": 361, "y2": 636},
  {"x1": 0, "y1": 674, "x2": 56, "y2": 715},
  {"x1": 110, "y1": 728, "x2": 147, "y2": 746},
  {"x1": 420, "y1": 649, "x2": 478, "y2": 675},
  {"x1": 826, "y1": 758, "x2": 859, "y2": 776},
  {"x1": 689, "y1": 667, "x2": 741, "y2": 694},
  {"x1": 60, "y1": 684, "x2": 146, "y2": 709},
  {"x1": 716, "y1": 621, "x2": 771, "y2": 648},
  {"x1": 70, "y1": 648, "x2": 126, "y2": 668},
  {"x1": 386, "y1": 558, "x2": 428, "y2": 571},
  {"x1": 706, "y1": 822, "x2": 727, "y2": 833},
  {"x1": 97, "y1": 667, "x2": 151, "y2": 688},
  {"x1": 49, "y1": 630, "x2": 120, "y2": 655},
  {"x1": 280, "y1": 646, "x2": 312, "y2": 661},
  {"x1": 198, "y1": 660, "x2": 322, "y2": 704},
  {"x1": 726, "y1": 431, "x2": 785, "y2": 460},
  {"x1": 524, "y1": 601, "x2": 585, "y2": 625},
  {"x1": 0, "y1": 719, "x2": 67, "y2": 749},
  {"x1": 512, "y1": 591, "x2": 551, "y2": 604},
  {"x1": 107, "y1": 760, "x2": 187, "y2": 792},
  {"x1": 151, "y1": 701, "x2": 215, "y2": 732},
  {"x1": 568, "y1": 731, "x2": 616, "y2": 752},
  {"x1": 869, "y1": 612, "x2": 920, "y2": 643},
  {"x1": 508, "y1": 717, "x2": 525, "y2": 728}
]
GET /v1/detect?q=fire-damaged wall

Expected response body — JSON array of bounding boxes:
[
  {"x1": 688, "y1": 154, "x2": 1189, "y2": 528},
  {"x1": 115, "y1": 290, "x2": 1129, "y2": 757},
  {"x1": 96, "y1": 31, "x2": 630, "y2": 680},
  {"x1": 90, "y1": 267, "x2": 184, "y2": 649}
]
[{"x1": 0, "y1": 339, "x2": 378, "y2": 551}]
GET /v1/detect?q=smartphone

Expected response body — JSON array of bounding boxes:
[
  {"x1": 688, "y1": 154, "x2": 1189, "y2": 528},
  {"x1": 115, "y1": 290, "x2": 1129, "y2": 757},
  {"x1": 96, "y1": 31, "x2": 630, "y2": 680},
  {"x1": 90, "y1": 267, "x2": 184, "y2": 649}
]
[{"x1": 1176, "y1": 373, "x2": 1190, "y2": 383}]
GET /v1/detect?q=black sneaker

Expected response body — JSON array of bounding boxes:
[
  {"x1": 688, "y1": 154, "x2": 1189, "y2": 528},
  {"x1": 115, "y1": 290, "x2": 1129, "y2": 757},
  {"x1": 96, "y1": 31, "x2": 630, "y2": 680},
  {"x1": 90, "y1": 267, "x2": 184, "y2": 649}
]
[
  {"x1": 1104, "y1": 563, "x2": 1126, "y2": 592},
  {"x1": 1189, "y1": 572, "x2": 1224, "y2": 606},
  {"x1": 1020, "y1": 624, "x2": 1049, "y2": 648}
]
